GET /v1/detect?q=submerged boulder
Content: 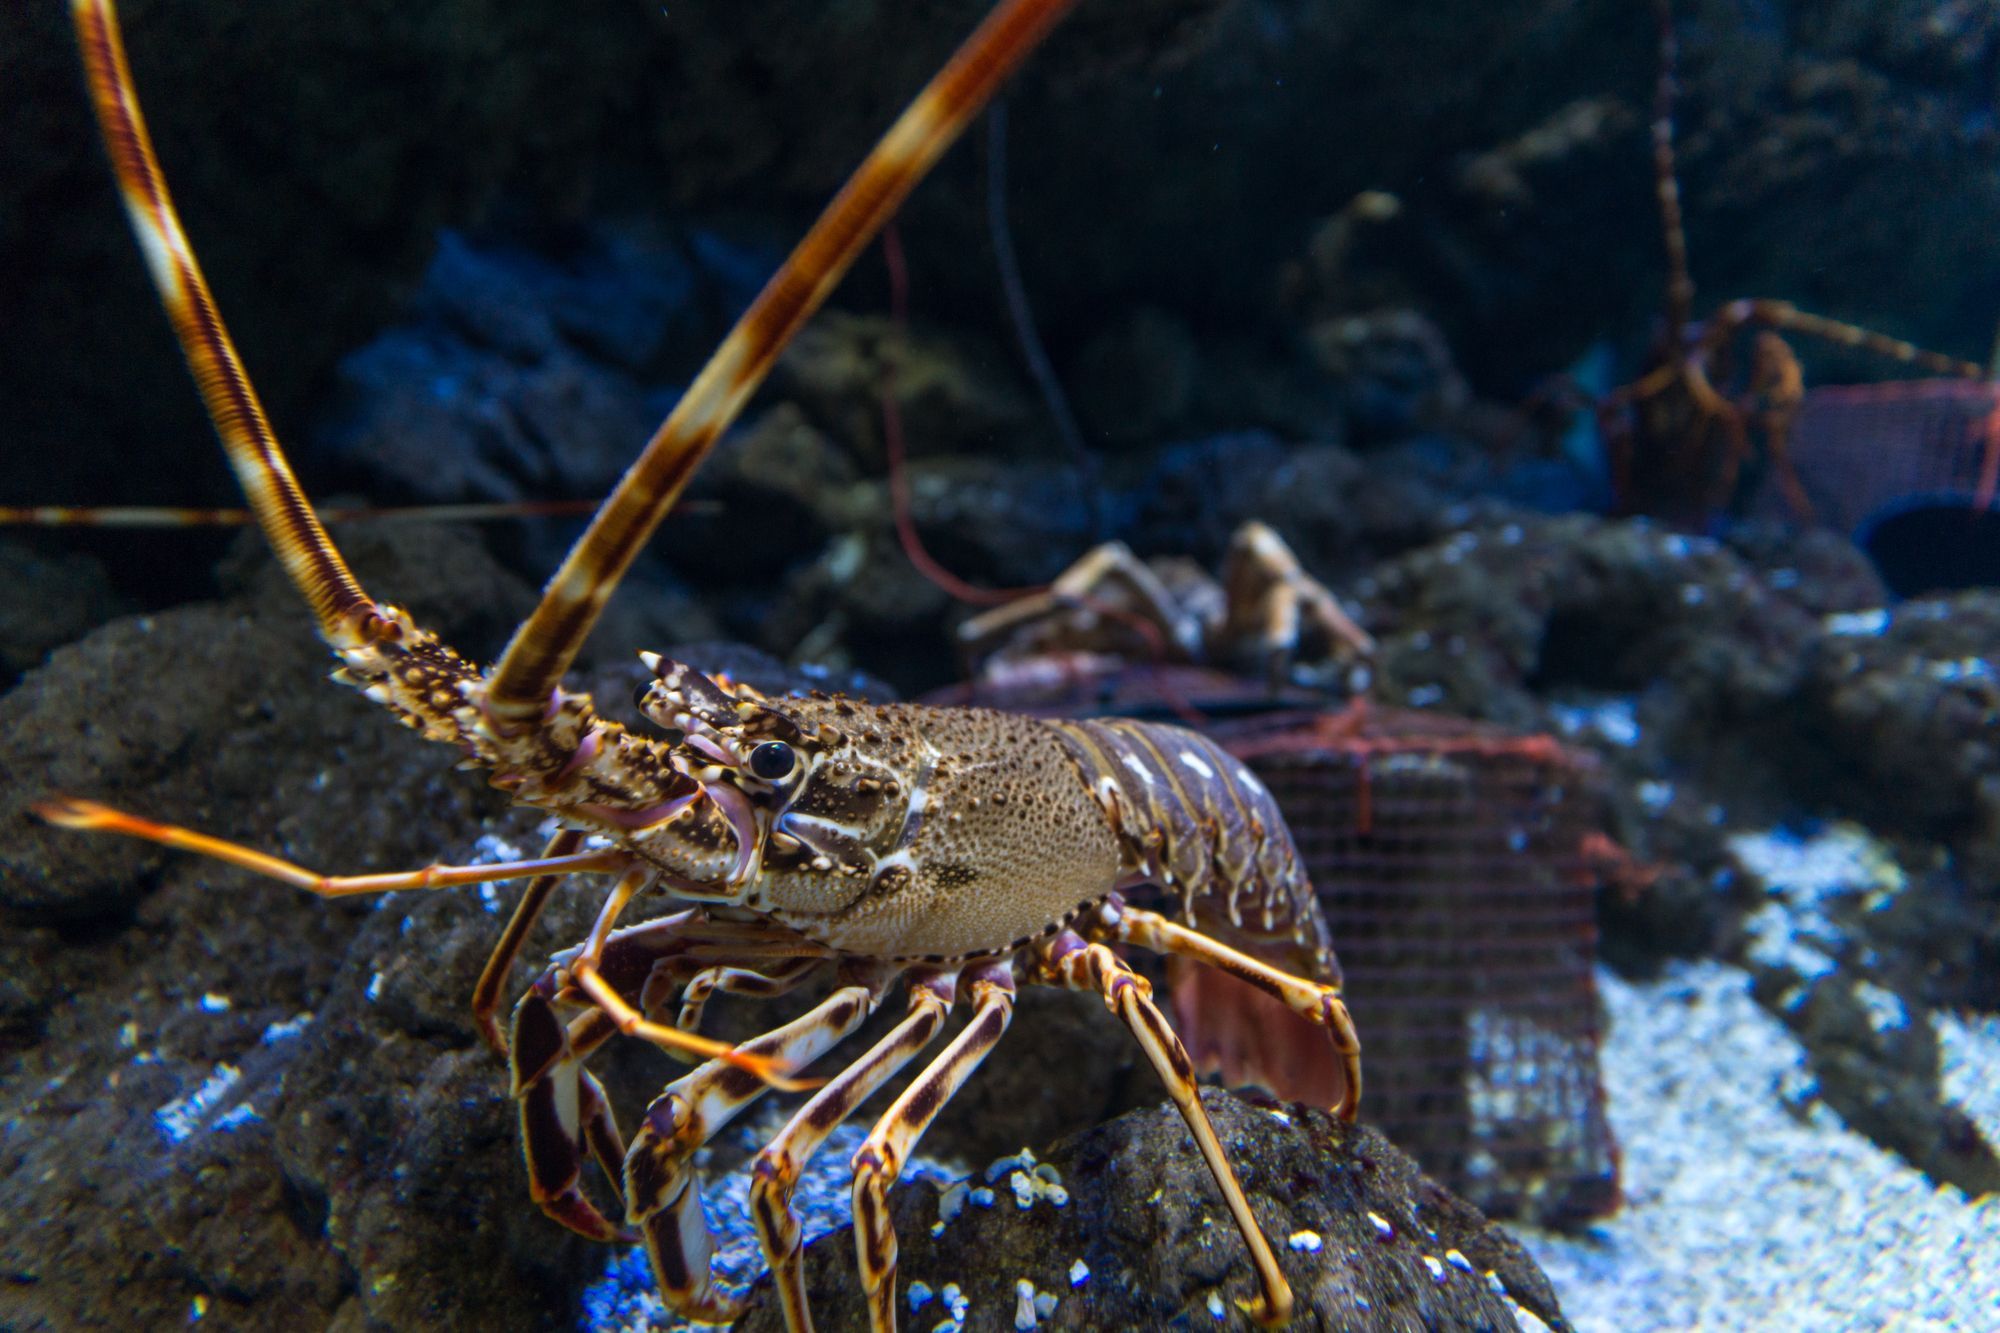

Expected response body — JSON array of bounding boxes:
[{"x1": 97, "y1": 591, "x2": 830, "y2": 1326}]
[{"x1": 735, "y1": 1086, "x2": 1570, "y2": 1332}]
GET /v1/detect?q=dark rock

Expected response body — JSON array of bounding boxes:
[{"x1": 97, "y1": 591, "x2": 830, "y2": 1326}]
[
  {"x1": 1071, "y1": 305, "x2": 1203, "y2": 449},
  {"x1": 1130, "y1": 433, "x2": 1450, "y2": 578},
  {"x1": 0, "y1": 541, "x2": 124, "y2": 687},
  {"x1": 1747, "y1": 961, "x2": 2000, "y2": 1199},
  {"x1": 311, "y1": 229, "x2": 704, "y2": 507},
  {"x1": 0, "y1": 522, "x2": 659, "y2": 1329},
  {"x1": 1363, "y1": 515, "x2": 1822, "y2": 752},
  {"x1": 776, "y1": 313, "x2": 1038, "y2": 467},
  {"x1": 666, "y1": 641, "x2": 900, "y2": 707},
  {"x1": 658, "y1": 404, "x2": 866, "y2": 584},
  {"x1": 734, "y1": 1086, "x2": 1571, "y2": 1333},
  {"x1": 1792, "y1": 592, "x2": 2000, "y2": 880},
  {"x1": 759, "y1": 533, "x2": 956, "y2": 697},
  {"x1": 25, "y1": 0, "x2": 2000, "y2": 578},
  {"x1": 902, "y1": 457, "x2": 1098, "y2": 590},
  {"x1": 1722, "y1": 523, "x2": 1889, "y2": 618},
  {"x1": 1308, "y1": 309, "x2": 1470, "y2": 443}
]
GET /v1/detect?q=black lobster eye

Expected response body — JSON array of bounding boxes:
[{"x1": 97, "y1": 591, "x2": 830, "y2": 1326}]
[
  {"x1": 748, "y1": 741, "x2": 795, "y2": 781},
  {"x1": 633, "y1": 681, "x2": 655, "y2": 711}
]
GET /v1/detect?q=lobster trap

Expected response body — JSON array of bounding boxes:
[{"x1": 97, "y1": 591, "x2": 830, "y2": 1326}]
[
  {"x1": 1751, "y1": 379, "x2": 2000, "y2": 533},
  {"x1": 940, "y1": 667, "x2": 1622, "y2": 1226}
]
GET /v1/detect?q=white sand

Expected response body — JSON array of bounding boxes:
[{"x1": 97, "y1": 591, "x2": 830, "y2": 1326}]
[{"x1": 1520, "y1": 962, "x2": 2000, "y2": 1332}]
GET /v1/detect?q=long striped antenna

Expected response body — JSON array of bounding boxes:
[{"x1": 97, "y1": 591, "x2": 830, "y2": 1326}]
[
  {"x1": 1652, "y1": 0, "x2": 1695, "y2": 346},
  {"x1": 71, "y1": 0, "x2": 379, "y2": 649},
  {"x1": 482, "y1": 0, "x2": 1082, "y2": 725}
]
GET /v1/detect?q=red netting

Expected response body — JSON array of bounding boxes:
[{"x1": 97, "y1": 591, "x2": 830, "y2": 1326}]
[
  {"x1": 937, "y1": 670, "x2": 1622, "y2": 1226},
  {"x1": 1752, "y1": 379, "x2": 2000, "y2": 531}
]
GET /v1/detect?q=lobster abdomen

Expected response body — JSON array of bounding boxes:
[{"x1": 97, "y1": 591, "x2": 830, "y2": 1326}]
[{"x1": 1044, "y1": 717, "x2": 1337, "y2": 986}]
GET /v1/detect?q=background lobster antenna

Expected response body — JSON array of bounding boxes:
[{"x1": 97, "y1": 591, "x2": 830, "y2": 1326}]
[
  {"x1": 1652, "y1": 0, "x2": 1695, "y2": 346},
  {"x1": 482, "y1": 0, "x2": 1082, "y2": 725},
  {"x1": 71, "y1": 0, "x2": 377, "y2": 650}
]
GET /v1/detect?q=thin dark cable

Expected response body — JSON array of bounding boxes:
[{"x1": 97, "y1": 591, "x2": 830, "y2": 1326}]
[
  {"x1": 881, "y1": 223, "x2": 1043, "y2": 607},
  {"x1": 985, "y1": 99, "x2": 1106, "y2": 539}
]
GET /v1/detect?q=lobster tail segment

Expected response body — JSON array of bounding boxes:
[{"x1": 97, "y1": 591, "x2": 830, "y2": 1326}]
[{"x1": 71, "y1": 0, "x2": 378, "y2": 650}]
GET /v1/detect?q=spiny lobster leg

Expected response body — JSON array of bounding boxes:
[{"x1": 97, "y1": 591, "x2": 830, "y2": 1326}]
[
  {"x1": 675, "y1": 955, "x2": 825, "y2": 1038},
  {"x1": 34, "y1": 797, "x2": 624, "y2": 896},
  {"x1": 751, "y1": 971, "x2": 956, "y2": 1333},
  {"x1": 852, "y1": 964, "x2": 1016, "y2": 1333},
  {"x1": 511, "y1": 989, "x2": 634, "y2": 1243},
  {"x1": 624, "y1": 982, "x2": 884, "y2": 1324},
  {"x1": 71, "y1": 0, "x2": 377, "y2": 647},
  {"x1": 1100, "y1": 903, "x2": 1363, "y2": 1122},
  {"x1": 1217, "y1": 521, "x2": 1375, "y2": 679},
  {"x1": 482, "y1": 0, "x2": 1084, "y2": 724},
  {"x1": 472, "y1": 828, "x2": 585, "y2": 1055},
  {"x1": 562, "y1": 867, "x2": 807, "y2": 1083},
  {"x1": 1041, "y1": 934, "x2": 1295, "y2": 1329}
]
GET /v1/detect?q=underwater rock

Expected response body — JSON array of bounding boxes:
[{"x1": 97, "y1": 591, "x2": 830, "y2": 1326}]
[
  {"x1": 1751, "y1": 960, "x2": 2000, "y2": 1199},
  {"x1": 659, "y1": 404, "x2": 868, "y2": 584},
  {"x1": 1070, "y1": 305, "x2": 1203, "y2": 450},
  {"x1": 900, "y1": 456, "x2": 1099, "y2": 589},
  {"x1": 1128, "y1": 433, "x2": 1449, "y2": 579},
  {"x1": 1730, "y1": 824, "x2": 2000, "y2": 1197},
  {"x1": 1792, "y1": 591, "x2": 2000, "y2": 882},
  {"x1": 734, "y1": 1086, "x2": 1571, "y2": 1333},
  {"x1": 1307, "y1": 308, "x2": 1471, "y2": 444},
  {"x1": 24, "y1": 0, "x2": 2000, "y2": 564},
  {"x1": 1357, "y1": 513, "x2": 1838, "y2": 969},
  {"x1": 311, "y1": 229, "x2": 703, "y2": 507},
  {"x1": 0, "y1": 541, "x2": 123, "y2": 687},
  {"x1": 1362, "y1": 514, "x2": 1819, "y2": 737},
  {"x1": 0, "y1": 525, "x2": 528, "y2": 924},
  {"x1": 758, "y1": 533, "x2": 957, "y2": 697},
  {"x1": 776, "y1": 313, "x2": 1038, "y2": 467},
  {"x1": 0, "y1": 523, "x2": 614, "y2": 1328}
]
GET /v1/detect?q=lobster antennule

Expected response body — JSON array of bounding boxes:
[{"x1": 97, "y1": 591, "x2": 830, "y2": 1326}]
[
  {"x1": 482, "y1": 0, "x2": 1085, "y2": 724},
  {"x1": 70, "y1": 0, "x2": 378, "y2": 650}
]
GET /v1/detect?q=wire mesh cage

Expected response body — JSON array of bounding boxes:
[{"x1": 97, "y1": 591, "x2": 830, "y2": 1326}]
[
  {"x1": 1751, "y1": 379, "x2": 2000, "y2": 532},
  {"x1": 938, "y1": 667, "x2": 1622, "y2": 1226}
]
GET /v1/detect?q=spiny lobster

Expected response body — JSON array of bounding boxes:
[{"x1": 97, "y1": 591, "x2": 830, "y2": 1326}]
[
  {"x1": 48, "y1": 0, "x2": 1361, "y2": 1328},
  {"x1": 1602, "y1": 0, "x2": 1983, "y2": 524}
]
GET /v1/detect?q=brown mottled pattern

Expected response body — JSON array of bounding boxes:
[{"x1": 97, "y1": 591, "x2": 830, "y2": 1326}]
[
  {"x1": 73, "y1": 0, "x2": 373, "y2": 646},
  {"x1": 484, "y1": 0, "x2": 1083, "y2": 722},
  {"x1": 751, "y1": 703, "x2": 1123, "y2": 959}
]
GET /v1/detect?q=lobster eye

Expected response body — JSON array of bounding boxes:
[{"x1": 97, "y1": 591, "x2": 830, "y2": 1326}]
[
  {"x1": 748, "y1": 741, "x2": 795, "y2": 781},
  {"x1": 633, "y1": 681, "x2": 654, "y2": 711}
]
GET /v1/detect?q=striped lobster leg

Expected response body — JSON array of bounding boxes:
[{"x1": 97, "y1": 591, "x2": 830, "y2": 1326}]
[
  {"x1": 748, "y1": 971, "x2": 957, "y2": 1332},
  {"x1": 622, "y1": 981, "x2": 886, "y2": 1323},
  {"x1": 849, "y1": 965, "x2": 1016, "y2": 1333},
  {"x1": 1100, "y1": 902, "x2": 1363, "y2": 1121},
  {"x1": 1038, "y1": 932, "x2": 1295, "y2": 1328}
]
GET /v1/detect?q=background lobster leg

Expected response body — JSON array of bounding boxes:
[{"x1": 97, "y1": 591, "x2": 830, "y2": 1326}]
[
  {"x1": 624, "y1": 981, "x2": 885, "y2": 1323},
  {"x1": 1042, "y1": 935, "x2": 1295, "y2": 1329},
  {"x1": 1102, "y1": 903, "x2": 1364, "y2": 1121},
  {"x1": 850, "y1": 965, "x2": 1016, "y2": 1333},
  {"x1": 749, "y1": 971, "x2": 956, "y2": 1332}
]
